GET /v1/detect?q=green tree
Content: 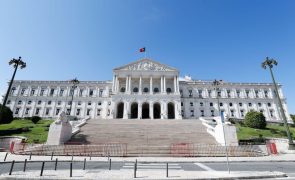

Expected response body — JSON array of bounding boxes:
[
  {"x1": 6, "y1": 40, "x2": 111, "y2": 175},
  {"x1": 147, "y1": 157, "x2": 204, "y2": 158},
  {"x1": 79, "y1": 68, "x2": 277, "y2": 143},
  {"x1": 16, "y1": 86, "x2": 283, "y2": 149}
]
[
  {"x1": 31, "y1": 116, "x2": 41, "y2": 124},
  {"x1": 291, "y1": 114, "x2": 295, "y2": 123},
  {"x1": 244, "y1": 111, "x2": 267, "y2": 129},
  {"x1": 0, "y1": 104, "x2": 13, "y2": 124}
]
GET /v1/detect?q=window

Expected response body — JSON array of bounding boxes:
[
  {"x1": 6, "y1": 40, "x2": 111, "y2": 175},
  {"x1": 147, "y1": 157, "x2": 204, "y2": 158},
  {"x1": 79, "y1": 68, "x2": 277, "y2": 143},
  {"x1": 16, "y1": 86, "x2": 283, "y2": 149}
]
[
  {"x1": 15, "y1": 108, "x2": 20, "y2": 114},
  {"x1": 268, "y1": 103, "x2": 271, "y2": 107},
  {"x1": 189, "y1": 90, "x2": 193, "y2": 97},
  {"x1": 108, "y1": 101, "x2": 111, "y2": 105},
  {"x1": 180, "y1": 90, "x2": 183, "y2": 97},
  {"x1": 10, "y1": 87, "x2": 16, "y2": 95},
  {"x1": 68, "y1": 101, "x2": 72, "y2": 105},
  {"x1": 255, "y1": 90, "x2": 259, "y2": 98},
  {"x1": 133, "y1": 87, "x2": 139, "y2": 93},
  {"x1": 248, "y1": 103, "x2": 252, "y2": 107},
  {"x1": 98, "y1": 101, "x2": 102, "y2": 106},
  {"x1": 246, "y1": 90, "x2": 250, "y2": 97},
  {"x1": 48, "y1": 101, "x2": 52, "y2": 105},
  {"x1": 87, "y1": 109, "x2": 91, "y2": 116},
  {"x1": 70, "y1": 89, "x2": 74, "y2": 96},
  {"x1": 25, "y1": 108, "x2": 30, "y2": 115},
  {"x1": 28, "y1": 100, "x2": 32, "y2": 105},
  {"x1": 270, "y1": 110, "x2": 274, "y2": 117},
  {"x1": 45, "y1": 108, "x2": 50, "y2": 115},
  {"x1": 80, "y1": 89, "x2": 84, "y2": 96},
  {"x1": 190, "y1": 110, "x2": 194, "y2": 117},
  {"x1": 76, "y1": 109, "x2": 80, "y2": 116},
  {"x1": 229, "y1": 103, "x2": 233, "y2": 107},
  {"x1": 7, "y1": 100, "x2": 11, "y2": 105},
  {"x1": 258, "y1": 103, "x2": 262, "y2": 107},
  {"x1": 59, "y1": 89, "x2": 64, "y2": 96},
  {"x1": 181, "y1": 102, "x2": 183, "y2": 106},
  {"x1": 227, "y1": 90, "x2": 231, "y2": 97},
  {"x1": 99, "y1": 90, "x2": 103, "y2": 97},
  {"x1": 201, "y1": 110, "x2": 204, "y2": 117},
  {"x1": 210, "y1": 102, "x2": 213, "y2": 107},
  {"x1": 38, "y1": 100, "x2": 42, "y2": 105},
  {"x1": 190, "y1": 102, "x2": 193, "y2": 107},
  {"x1": 50, "y1": 88, "x2": 54, "y2": 96},
  {"x1": 230, "y1": 110, "x2": 234, "y2": 117},
  {"x1": 239, "y1": 103, "x2": 242, "y2": 107},
  {"x1": 241, "y1": 110, "x2": 244, "y2": 117},
  {"x1": 21, "y1": 88, "x2": 26, "y2": 95},
  {"x1": 220, "y1": 103, "x2": 223, "y2": 107},
  {"x1": 56, "y1": 108, "x2": 60, "y2": 115},
  {"x1": 211, "y1": 110, "x2": 214, "y2": 117},
  {"x1": 35, "y1": 108, "x2": 39, "y2": 115},
  {"x1": 66, "y1": 109, "x2": 70, "y2": 115},
  {"x1": 167, "y1": 88, "x2": 172, "y2": 93},
  {"x1": 31, "y1": 89, "x2": 35, "y2": 96},
  {"x1": 78, "y1": 101, "x2": 82, "y2": 105},
  {"x1": 18, "y1": 100, "x2": 22, "y2": 105},
  {"x1": 217, "y1": 91, "x2": 221, "y2": 97},
  {"x1": 208, "y1": 90, "x2": 212, "y2": 97},
  {"x1": 88, "y1": 101, "x2": 92, "y2": 106},
  {"x1": 198, "y1": 90, "x2": 202, "y2": 98},
  {"x1": 264, "y1": 90, "x2": 269, "y2": 98},
  {"x1": 200, "y1": 102, "x2": 204, "y2": 106},
  {"x1": 143, "y1": 87, "x2": 149, "y2": 93},
  {"x1": 154, "y1": 88, "x2": 159, "y2": 93},
  {"x1": 120, "y1": 87, "x2": 126, "y2": 92},
  {"x1": 237, "y1": 90, "x2": 240, "y2": 97},
  {"x1": 97, "y1": 109, "x2": 101, "y2": 116},
  {"x1": 40, "y1": 89, "x2": 45, "y2": 96},
  {"x1": 57, "y1": 101, "x2": 61, "y2": 105},
  {"x1": 89, "y1": 89, "x2": 94, "y2": 96}
]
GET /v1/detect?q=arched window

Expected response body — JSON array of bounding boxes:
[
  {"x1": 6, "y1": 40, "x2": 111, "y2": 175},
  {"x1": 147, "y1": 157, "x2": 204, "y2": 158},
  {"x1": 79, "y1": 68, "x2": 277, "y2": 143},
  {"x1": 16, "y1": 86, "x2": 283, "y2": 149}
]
[
  {"x1": 166, "y1": 88, "x2": 172, "y2": 93},
  {"x1": 133, "y1": 87, "x2": 139, "y2": 93},
  {"x1": 143, "y1": 87, "x2": 149, "y2": 93},
  {"x1": 154, "y1": 88, "x2": 159, "y2": 93},
  {"x1": 120, "y1": 87, "x2": 125, "y2": 92}
]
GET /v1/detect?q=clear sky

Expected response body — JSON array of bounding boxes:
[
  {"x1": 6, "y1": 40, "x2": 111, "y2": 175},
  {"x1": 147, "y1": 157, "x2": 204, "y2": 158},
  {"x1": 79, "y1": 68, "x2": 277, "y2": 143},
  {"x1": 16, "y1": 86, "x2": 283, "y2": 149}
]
[{"x1": 0, "y1": 0, "x2": 295, "y2": 113}]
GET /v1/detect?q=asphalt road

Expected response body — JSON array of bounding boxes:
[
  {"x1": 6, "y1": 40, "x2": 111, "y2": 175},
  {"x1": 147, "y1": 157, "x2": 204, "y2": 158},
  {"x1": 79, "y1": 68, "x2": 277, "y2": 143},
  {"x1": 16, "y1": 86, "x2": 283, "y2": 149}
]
[{"x1": 0, "y1": 160, "x2": 294, "y2": 179}]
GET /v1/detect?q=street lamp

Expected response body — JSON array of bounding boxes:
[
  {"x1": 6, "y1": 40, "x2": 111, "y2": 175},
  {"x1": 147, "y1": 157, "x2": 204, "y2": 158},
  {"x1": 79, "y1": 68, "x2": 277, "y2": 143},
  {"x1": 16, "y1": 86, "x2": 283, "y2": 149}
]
[
  {"x1": 262, "y1": 57, "x2": 295, "y2": 150},
  {"x1": 0, "y1": 57, "x2": 26, "y2": 122},
  {"x1": 69, "y1": 78, "x2": 79, "y2": 116},
  {"x1": 212, "y1": 79, "x2": 230, "y2": 174}
]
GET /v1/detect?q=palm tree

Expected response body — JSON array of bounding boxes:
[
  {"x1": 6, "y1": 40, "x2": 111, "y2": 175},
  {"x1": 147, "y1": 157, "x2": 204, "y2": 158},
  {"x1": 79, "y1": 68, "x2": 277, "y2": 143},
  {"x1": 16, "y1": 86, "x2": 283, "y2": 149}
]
[
  {"x1": 69, "y1": 78, "x2": 79, "y2": 115},
  {"x1": 0, "y1": 57, "x2": 26, "y2": 120},
  {"x1": 262, "y1": 57, "x2": 295, "y2": 149}
]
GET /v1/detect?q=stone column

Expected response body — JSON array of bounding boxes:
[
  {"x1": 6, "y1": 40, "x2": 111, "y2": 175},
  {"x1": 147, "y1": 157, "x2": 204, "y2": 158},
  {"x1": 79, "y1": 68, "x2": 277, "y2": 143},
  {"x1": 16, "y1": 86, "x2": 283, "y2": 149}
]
[
  {"x1": 139, "y1": 76, "x2": 142, "y2": 94},
  {"x1": 138, "y1": 103, "x2": 142, "y2": 119},
  {"x1": 112, "y1": 75, "x2": 115, "y2": 92},
  {"x1": 176, "y1": 76, "x2": 180, "y2": 93},
  {"x1": 149, "y1": 102, "x2": 154, "y2": 119},
  {"x1": 160, "y1": 76, "x2": 163, "y2": 93},
  {"x1": 174, "y1": 76, "x2": 177, "y2": 93},
  {"x1": 161, "y1": 102, "x2": 164, "y2": 119},
  {"x1": 123, "y1": 101, "x2": 128, "y2": 119},
  {"x1": 163, "y1": 76, "x2": 166, "y2": 94},
  {"x1": 125, "y1": 76, "x2": 128, "y2": 94},
  {"x1": 150, "y1": 76, "x2": 153, "y2": 95},
  {"x1": 129, "y1": 76, "x2": 132, "y2": 94}
]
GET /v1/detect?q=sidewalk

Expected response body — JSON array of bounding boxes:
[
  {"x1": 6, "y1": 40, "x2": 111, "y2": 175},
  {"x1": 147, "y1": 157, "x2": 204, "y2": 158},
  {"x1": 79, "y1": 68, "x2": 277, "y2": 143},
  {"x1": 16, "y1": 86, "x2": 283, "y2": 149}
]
[{"x1": 1, "y1": 152, "x2": 295, "y2": 163}]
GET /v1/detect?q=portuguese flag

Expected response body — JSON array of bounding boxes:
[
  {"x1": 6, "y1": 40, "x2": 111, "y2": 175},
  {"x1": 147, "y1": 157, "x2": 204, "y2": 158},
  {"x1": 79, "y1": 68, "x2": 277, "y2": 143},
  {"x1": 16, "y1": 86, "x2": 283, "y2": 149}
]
[{"x1": 139, "y1": 47, "x2": 145, "y2": 52}]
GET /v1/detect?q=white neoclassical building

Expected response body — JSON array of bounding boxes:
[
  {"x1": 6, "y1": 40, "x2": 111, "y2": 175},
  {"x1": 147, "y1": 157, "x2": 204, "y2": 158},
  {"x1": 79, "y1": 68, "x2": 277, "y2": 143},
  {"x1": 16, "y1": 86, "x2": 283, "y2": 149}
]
[{"x1": 3, "y1": 59, "x2": 292, "y2": 122}]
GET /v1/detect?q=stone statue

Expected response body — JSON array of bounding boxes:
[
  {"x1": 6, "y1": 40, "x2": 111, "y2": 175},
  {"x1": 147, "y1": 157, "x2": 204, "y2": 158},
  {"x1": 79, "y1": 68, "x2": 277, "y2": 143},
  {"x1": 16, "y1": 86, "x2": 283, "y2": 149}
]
[{"x1": 55, "y1": 111, "x2": 69, "y2": 124}]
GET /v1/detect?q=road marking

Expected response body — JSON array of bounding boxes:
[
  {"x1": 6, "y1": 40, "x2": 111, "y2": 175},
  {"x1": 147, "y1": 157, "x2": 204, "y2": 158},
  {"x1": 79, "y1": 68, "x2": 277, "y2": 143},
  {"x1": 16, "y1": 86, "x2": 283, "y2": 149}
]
[{"x1": 194, "y1": 163, "x2": 215, "y2": 171}]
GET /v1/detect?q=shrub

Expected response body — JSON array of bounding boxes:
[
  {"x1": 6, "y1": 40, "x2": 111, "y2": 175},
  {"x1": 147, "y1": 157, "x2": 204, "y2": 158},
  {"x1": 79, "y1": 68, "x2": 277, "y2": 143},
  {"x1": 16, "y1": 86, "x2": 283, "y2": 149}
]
[
  {"x1": 244, "y1": 111, "x2": 267, "y2": 129},
  {"x1": 31, "y1": 116, "x2": 41, "y2": 124},
  {"x1": 0, "y1": 104, "x2": 14, "y2": 124}
]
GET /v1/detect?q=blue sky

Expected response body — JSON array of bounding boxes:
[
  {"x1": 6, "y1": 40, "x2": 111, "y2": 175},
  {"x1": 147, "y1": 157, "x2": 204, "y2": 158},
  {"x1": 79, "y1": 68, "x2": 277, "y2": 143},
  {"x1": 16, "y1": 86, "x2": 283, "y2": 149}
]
[{"x1": 0, "y1": 0, "x2": 295, "y2": 113}]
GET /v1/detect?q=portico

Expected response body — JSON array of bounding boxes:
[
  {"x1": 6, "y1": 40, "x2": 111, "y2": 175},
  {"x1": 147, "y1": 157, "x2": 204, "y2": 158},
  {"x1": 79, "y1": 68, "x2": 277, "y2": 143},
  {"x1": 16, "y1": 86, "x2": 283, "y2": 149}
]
[{"x1": 112, "y1": 59, "x2": 182, "y2": 119}]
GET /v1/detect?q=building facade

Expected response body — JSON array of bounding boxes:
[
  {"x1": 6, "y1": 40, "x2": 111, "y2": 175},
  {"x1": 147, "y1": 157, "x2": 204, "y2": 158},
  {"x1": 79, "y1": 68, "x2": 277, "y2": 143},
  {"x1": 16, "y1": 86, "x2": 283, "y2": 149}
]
[{"x1": 3, "y1": 59, "x2": 292, "y2": 122}]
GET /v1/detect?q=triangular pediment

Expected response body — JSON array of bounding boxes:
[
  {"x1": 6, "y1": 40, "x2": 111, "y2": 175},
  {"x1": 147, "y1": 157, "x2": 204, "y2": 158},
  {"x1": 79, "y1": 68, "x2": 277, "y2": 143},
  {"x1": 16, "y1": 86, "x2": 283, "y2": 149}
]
[{"x1": 114, "y1": 58, "x2": 178, "y2": 72}]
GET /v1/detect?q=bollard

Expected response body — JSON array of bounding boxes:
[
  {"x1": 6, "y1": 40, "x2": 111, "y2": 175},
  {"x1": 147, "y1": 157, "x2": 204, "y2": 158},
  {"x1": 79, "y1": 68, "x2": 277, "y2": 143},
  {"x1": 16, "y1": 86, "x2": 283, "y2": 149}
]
[
  {"x1": 55, "y1": 158, "x2": 58, "y2": 170},
  {"x1": 166, "y1": 163, "x2": 168, "y2": 177},
  {"x1": 23, "y1": 159, "x2": 27, "y2": 172},
  {"x1": 9, "y1": 160, "x2": 15, "y2": 175},
  {"x1": 4, "y1": 152, "x2": 8, "y2": 161},
  {"x1": 109, "y1": 159, "x2": 112, "y2": 170},
  {"x1": 70, "y1": 162, "x2": 73, "y2": 177},
  {"x1": 51, "y1": 152, "x2": 54, "y2": 160},
  {"x1": 83, "y1": 158, "x2": 86, "y2": 170},
  {"x1": 40, "y1": 162, "x2": 45, "y2": 176},
  {"x1": 134, "y1": 159, "x2": 137, "y2": 178},
  {"x1": 29, "y1": 152, "x2": 32, "y2": 160}
]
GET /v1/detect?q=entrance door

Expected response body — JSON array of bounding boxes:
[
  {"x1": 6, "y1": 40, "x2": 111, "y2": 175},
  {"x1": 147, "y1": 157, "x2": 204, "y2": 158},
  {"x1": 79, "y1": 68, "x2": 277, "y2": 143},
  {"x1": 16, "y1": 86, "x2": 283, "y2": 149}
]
[
  {"x1": 142, "y1": 103, "x2": 149, "y2": 119},
  {"x1": 131, "y1": 103, "x2": 138, "y2": 119},
  {"x1": 153, "y1": 103, "x2": 161, "y2": 119},
  {"x1": 168, "y1": 102, "x2": 175, "y2": 119},
  {"x1": 116, "y1": 102, "x2": 124, "y2": 119}
]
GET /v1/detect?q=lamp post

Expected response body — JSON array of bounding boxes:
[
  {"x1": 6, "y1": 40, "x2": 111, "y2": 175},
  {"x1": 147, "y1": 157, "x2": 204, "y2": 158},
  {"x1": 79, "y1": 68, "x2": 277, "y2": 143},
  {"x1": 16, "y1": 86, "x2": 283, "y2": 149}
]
[
  {"x1": 0, "y1": 57, "x2": 26, "y2": 121},
  {"x1": 262, "y1": 57, "x2": 295, "y2": 149},
  {"x1": 212, "y1": 79, "x2": 230, "y2": 174},
  {"x1": 69, "y1": 78, "x2": 79, "y2": 116}
]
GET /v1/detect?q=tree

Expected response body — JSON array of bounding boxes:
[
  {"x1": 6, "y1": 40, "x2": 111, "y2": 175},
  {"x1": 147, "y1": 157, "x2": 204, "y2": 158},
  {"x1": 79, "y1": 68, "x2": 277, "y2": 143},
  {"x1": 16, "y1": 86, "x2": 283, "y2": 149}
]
[
  {"x1": 291, "y1": 114, "x2": 295, "y2": 124},
  {"x1": 31, "y1": 116, "x2": 41, "y2": 124},
  {"x1": 0, "y1": 104, "x2": 13, "y2": 124},
  {"x1": 0, "y1": 57, "x2": 26, "y2": 123},
  {"x1": 244, "y1": 111, "x2": 267, "y2": 129}
]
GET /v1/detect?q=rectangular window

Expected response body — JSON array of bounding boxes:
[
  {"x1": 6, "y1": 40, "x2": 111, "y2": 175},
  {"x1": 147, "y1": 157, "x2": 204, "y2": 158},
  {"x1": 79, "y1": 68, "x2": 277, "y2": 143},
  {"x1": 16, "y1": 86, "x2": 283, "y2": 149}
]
[
  {"x1": 189, "y1": 90, "x2": 193, "y2": 97},
  {"x1": 76, "y1": 109, "x2": 80, "y2": 116},
  {"x1": 7, "y1": 100, "x2": 11, "y2": 105},
  {"x1": 190, "y1": 110, "x2": 194, "y2": 117},
  {"x1": 211, "y1": 110, "x2": 214, "y2": 117},
  {"x1": 50, "y1": 89, "x2": 54, "y2": 96},
  {"x1": 79, "y1": 89, "x2": 83, "y2": 96},
  {"x1": 57, "y1": 101, "x2": 61, "y2": 105},
  {"x1": 21, "y1": 88, "x2": 26, "y2": 95},
  {"x1": 59, "y1": 89, "x2": 64, "y2": 96},
  {"x1": 198, "y1": 90, "x2": 202, "y2": 98},
  {"x1": 78, "y1": 101, "x2": 82, "y2": 105},
  {"x1": 99, "y1": 90, "x2": 103, "y2": 97},
  {"x1": 87, "y1": 109, "x2": 91, "y2": 116},
  {"x1": 89, "y1": 89, "x2": 94, "y2": 96},
  {"x1": 264, "y1": 90, "x2": 268, "y2": 98},
  {"x1": 97, "y1": 109, "x2": 101, "y2": 116},
  {"x1": 38, "y1": 100, "x2": 42, "y2": 105},
  {"x1": 40, "y1": 89, "x2": 45, "y2": 96},
  {"x1": 246, "y1": 90, "x2": 250, "y2": 97},
  {"x1": 200, "y1": 102, "x2": 204, "y2": 106},
  {"x1": 201, "y1": 110, "x2": 204, "y2": 117},
  {"x1": 25, "y1": 108, "x2": 30, "y2": 115},
  {"x1": 98, "y1": 101, "x2": 102, "y2": 106},
  {"x1": 255, "y1": 90, "x2": 259, "y2": 98},
  {"x1": 231, "y1": 110, "x2": 234, "y2": 117},
  {"x1": 28, "y1": 101, "x2": 32, "y2": 105},
  {"x1": 35, "y1": 108, "x2": 39, "y2": 115},
  {"x1": 48, "y1": 101, "x2": 52, "y2": 105},
  {"x1": 15, "y1": 108, "x2": 20, "y2": 114},
  {"x1": 237, "y1": 90, "x2": 240, "y2": 97},
  {"x1": 208, "y1": 90, "x2": 212, "y2": 97},
  {"x1": 88, "y1": 101, "x2": 92, "y2": 106},
  {"x1": 241, "y1": 110, "x2": 244, "y2": 117},
  {"x1": 18, "y1": 100, "x2": 22, "y2": 105},
  {"x1": 66, "y1": 109, "x2": 70, "y2": 115},
  {"x1": 227, "y1": 90, "x2": 231, "y2": 97},
  {"x1": 56, "y1": 108, "x2": 60, "y2": 115},
  {"x1": 31, "y1": 89, "x2": 35, "y2": 96},
  {"x1": 190, "y1": 102, "x2": 193, "y2": 107},
  {"x1": 45, "y1": 108, "x2": 50, "y2": 115}
]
